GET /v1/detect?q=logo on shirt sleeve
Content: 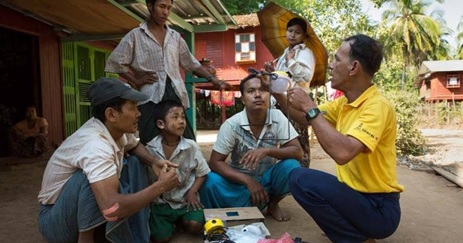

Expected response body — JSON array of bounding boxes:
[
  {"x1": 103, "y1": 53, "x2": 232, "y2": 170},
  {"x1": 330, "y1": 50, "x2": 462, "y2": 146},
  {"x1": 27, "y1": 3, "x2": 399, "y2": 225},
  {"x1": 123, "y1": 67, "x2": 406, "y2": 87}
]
[{"x1": 354, "y1": 123, "x2": 379, "y2": 141}]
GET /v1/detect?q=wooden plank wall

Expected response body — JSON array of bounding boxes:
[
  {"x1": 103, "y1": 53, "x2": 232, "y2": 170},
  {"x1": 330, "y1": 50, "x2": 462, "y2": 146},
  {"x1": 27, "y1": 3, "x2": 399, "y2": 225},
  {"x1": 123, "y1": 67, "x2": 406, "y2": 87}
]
[
  {"x1": 430, "y1": 72, "x2": 463, "y2": 101},
  {"x1": 0, "y1": 5, "x2": 64, "y2": 147},
  {"x1": 195, "y1": 26, "x2": 274, "y2": 83}
]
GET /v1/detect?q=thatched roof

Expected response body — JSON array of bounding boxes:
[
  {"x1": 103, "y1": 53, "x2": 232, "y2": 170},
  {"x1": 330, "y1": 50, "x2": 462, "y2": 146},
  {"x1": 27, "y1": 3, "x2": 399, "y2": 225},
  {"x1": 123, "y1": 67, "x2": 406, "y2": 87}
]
[{"x1": 232, "y1": 14, "x2": 259, "y2": 28}]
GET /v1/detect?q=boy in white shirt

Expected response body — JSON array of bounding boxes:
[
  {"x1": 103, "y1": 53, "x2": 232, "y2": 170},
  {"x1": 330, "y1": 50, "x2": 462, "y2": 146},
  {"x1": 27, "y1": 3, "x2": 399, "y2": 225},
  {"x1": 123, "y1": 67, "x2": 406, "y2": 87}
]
[{"x1": 146, "y1": 100, "x2": 210, "y2": 242}]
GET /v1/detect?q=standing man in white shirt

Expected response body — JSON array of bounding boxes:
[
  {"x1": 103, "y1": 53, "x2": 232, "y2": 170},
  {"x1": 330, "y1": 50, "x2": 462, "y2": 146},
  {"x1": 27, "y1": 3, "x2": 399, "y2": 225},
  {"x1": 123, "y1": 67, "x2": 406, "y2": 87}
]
[{"x1": 105, "y1": 0, "x2": 231, "y2": 144}]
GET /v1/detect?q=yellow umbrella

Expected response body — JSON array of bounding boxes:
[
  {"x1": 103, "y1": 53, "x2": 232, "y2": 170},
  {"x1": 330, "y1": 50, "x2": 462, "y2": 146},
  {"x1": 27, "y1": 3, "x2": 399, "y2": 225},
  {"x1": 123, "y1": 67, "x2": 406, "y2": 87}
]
[{"x1": 257, "y1": 2, "x2": 328, "y2": 87}]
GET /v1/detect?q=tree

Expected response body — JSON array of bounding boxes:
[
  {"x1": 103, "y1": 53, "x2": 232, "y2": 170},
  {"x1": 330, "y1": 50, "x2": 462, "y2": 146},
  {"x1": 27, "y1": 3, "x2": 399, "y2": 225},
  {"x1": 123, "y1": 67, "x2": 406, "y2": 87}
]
[
  {"x1": 456, "y1": 15, "x2": 463, "y2": 59},
  {"x1": 219, "y1": 0, "x2": 428, "y2": 156},
  {"x1": 380, "y1": 0, "x2": 446, "y2": 89},
  {"x1": 299, "y1": 0, "x2": 375, "y2": 53},
  {"x1": 220, "y1": 0, "x2": 305, "y2": 15},
  {"x1": 222, "y1": 0, "x2": 375, "y2": 60},
  {"x1": 220, "y1": 1, "x2": 260, "y2": 15},
  {"x1": 427, "y1": 7, "x2": 451, "y2": 60}
]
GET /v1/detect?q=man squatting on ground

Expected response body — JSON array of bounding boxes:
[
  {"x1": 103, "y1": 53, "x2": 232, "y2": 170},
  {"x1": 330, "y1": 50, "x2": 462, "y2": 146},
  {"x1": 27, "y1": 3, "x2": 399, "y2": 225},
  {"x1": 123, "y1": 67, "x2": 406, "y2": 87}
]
[
  {"x1": 269, "y1": 34, "x2": 404, "y2": 242},
  {"x1": 37, "y1": 77, "x2": 180, "y2": 242},
  {"x1": 199, "y1": 73, "x2": 303, "y2": 222}
]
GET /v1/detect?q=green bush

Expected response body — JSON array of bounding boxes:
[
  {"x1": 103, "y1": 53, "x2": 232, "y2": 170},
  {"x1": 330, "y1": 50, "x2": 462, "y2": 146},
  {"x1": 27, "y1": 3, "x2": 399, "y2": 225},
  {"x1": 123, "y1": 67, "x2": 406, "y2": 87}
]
[{"x1": 385, "y1": 90, "x2": 427, "y2": 156}]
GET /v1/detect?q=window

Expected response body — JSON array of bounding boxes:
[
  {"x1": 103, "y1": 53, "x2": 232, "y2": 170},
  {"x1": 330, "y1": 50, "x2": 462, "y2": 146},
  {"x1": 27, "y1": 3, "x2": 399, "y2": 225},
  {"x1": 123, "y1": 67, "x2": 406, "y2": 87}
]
[
  {"x1": 446, "y1": 74, "x2": 460, "y2": 88},
  {"x1": 235, "y1": 33, "x2": 256, "y2": 64}
]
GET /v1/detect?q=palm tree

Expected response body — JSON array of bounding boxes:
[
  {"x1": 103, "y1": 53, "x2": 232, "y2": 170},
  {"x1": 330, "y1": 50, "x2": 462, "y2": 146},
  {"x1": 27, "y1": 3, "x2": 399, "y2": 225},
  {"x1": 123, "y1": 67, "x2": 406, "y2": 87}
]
[
  {"x1": 380, "y1": 0, "x2": 446, "y2": 89},
  {"x1": 456, "y1": 15, "x2": 463, "y2": 59},
  {"x1": 428, "y1": 7, "x2": 451, "y2": 60}
]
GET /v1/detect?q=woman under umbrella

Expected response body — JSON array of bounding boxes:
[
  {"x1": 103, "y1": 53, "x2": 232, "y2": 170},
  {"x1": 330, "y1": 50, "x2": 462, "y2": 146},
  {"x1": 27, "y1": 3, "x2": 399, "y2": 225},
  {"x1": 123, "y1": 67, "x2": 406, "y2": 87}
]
[{"x1": 264, "y1": 17, "x2": 315, "y2": 168}]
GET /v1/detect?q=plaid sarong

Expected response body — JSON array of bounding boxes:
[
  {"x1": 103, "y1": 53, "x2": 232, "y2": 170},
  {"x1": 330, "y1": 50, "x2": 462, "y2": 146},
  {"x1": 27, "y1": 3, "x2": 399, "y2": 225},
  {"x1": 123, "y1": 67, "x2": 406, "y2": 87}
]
[
  {"x1": 38, "y1": 155, "x2": 150, "y2": 243},
  {"x1": 8, "y1": 127, "x2": 48, "y2": 157}
]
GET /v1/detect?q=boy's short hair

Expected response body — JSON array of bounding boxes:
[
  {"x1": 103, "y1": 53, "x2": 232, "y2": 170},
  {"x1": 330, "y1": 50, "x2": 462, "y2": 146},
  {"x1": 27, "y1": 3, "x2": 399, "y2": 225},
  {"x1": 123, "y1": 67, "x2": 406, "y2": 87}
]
[{"x1": 153, "y1": 100, "x2": 184, "y2": 124}]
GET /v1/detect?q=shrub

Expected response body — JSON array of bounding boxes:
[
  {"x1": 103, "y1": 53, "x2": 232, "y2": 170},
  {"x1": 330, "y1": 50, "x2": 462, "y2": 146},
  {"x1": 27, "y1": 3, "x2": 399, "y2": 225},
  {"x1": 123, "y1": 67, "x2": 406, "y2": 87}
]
[{"x1": 385, "y1": 90, "x2": 427, "y2": 156}]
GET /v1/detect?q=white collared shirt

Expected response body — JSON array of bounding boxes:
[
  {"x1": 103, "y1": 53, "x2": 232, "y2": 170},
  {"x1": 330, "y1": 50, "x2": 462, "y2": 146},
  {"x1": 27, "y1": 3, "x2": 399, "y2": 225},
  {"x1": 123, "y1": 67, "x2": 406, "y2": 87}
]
[
  {"x1": 38, "y1": 118, "x2": 139, "y2": 204},
  {"x1": 213, "y1": 109, "x2": 298, "y2": 178},
  {"x1": 274, "y1": 43, "x2": 315, "y2": 93},
  {"x1": 105, "y1": 22, "x2": 201, "y2": 108},
  {"x1": 146, "y1": 135, "x2": 210, "y2": 209}
]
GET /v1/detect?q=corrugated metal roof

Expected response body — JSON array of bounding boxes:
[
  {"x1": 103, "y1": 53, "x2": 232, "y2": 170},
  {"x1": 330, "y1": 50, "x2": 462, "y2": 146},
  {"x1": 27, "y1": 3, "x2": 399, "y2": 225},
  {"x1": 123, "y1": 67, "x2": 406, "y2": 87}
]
[
  {"x1": 173, "y1": 0, "x2": 236, "y2": 26},
  {"x1": 0, "y1": 0, "x2": 236, "y2": 39},
  {"x1": 418, "y1": 60, "x2": 463, "y2": 75},
  {"x1": 120, "y1": 0, "x2": 237, "y2": 31}
]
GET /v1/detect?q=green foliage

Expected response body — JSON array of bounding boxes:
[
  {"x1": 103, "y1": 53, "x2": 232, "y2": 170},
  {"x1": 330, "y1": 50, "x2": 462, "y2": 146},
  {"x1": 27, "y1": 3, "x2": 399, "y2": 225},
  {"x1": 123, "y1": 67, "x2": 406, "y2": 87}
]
[
  {"x1": 380, "y1": 0, "x2": 448, "y2": 67},
  {"x1": 300, "y1": 0, "x2": 375, "y2": 54},
  {"x1": 223, "y1": 0, "x2": 375, "y2": 57},
  {"x1": 375, "y1": 58, "x2": 419, "y2": 92},
  {"x1": 375, "y1": 60, "x2": 426, "y2": 157},
  {"x1": 385, "y1": 90, "x2": 427, "y2": 156},
  {"x1": 370, "y1": 0, "x2": 389, "y2": 8},
  {"x1": 220, "y1": 0, "x2": 260, "y2": 15},
  {"x1": 436, "y1": 101, "x2": 450, "y2": 125},
  {"x1": 374, "y1": 60, "x2": 404, "y2": 91},
  {"x1": 218, "y1": 0, "x2": 462, "y2": 157},
  {"x1": 457, "y1": 47, "x2": 463, "y2": 59},
  {"x1": 220, "y1": 0, "x2": 306, "y2": 15},
  {"x1": 456, "y1": 16, "x2": 463, "y2": 59}
]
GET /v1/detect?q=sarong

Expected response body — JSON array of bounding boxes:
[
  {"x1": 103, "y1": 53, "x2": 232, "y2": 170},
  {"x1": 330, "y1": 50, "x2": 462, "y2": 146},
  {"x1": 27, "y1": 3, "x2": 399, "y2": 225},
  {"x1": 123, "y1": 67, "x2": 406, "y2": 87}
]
[{"x1": 38, "y1": 155, "x2": 150, "y2": 243}]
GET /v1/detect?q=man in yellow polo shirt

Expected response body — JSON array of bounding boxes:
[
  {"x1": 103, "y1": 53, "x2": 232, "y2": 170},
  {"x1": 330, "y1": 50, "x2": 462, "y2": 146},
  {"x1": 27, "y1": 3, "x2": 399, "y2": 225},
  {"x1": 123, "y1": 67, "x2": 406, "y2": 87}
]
[{"x1": 270, "y1": 34, "x2": 403, "y2": 242}]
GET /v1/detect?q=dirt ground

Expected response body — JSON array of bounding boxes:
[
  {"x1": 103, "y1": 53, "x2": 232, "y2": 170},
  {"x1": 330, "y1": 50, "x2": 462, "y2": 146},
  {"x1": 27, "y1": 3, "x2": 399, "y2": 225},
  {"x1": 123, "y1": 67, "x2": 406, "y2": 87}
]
[{"x1": 1, "y1": 129, "x2": 463, "y2": 242}]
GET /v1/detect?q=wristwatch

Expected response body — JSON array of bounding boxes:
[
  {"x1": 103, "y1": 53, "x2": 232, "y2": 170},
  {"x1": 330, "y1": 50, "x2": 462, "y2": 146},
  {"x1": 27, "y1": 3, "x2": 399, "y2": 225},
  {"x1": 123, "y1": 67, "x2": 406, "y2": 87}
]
[{"x1": 306, "y1": 108, "x2": 321, "y2": 121}]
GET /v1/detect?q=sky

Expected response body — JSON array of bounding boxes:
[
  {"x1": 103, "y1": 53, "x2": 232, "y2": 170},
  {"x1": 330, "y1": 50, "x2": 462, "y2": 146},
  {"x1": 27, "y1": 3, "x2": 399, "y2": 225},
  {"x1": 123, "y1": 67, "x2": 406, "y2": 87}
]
[{"x1": 360, "y1": 0, "x2": 461, "y2": 49}]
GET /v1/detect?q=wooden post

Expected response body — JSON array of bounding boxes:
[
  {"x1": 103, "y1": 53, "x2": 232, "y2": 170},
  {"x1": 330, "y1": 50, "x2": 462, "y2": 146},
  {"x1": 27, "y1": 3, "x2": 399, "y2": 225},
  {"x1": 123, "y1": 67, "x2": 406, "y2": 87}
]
[{"x1": 221, "y1": 91, "x2": 226, "y2": 123}]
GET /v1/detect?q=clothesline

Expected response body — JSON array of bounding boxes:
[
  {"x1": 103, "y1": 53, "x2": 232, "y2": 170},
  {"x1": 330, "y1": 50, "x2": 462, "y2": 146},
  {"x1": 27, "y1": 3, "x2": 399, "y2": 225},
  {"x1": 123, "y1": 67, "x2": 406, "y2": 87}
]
[
  {"x1": 194, "y1": 88, "x2": 241, "y2": 97},
  {"x1": 195, "y1": 89, "x2": 240, "y2": 106}
]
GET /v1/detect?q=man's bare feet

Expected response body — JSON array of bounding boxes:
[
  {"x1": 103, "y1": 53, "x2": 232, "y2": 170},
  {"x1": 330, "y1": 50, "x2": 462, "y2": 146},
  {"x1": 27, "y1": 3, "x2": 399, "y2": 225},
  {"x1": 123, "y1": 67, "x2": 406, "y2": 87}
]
[{"x1": 267, "y1": 203, "x2": 291, "y2": 222}]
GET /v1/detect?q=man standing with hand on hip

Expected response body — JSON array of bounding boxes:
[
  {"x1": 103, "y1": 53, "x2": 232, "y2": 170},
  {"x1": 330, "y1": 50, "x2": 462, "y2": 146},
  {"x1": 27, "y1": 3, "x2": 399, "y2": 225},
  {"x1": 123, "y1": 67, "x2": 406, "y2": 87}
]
[{"x1": 105, "y1": 0, "x2": 231, "y2": 144}]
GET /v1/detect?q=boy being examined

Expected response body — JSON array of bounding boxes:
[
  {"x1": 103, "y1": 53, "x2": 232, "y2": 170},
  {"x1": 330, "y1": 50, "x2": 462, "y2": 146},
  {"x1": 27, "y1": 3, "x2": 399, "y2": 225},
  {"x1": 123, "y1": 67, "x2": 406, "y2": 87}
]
[{"x1": 146, "y1": 100, "x2": 210, "y2": 242}]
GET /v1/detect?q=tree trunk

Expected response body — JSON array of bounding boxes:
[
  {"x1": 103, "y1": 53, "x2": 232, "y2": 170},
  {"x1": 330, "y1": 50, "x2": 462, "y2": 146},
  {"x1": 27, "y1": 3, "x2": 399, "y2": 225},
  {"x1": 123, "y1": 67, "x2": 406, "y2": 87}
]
[{"x1": 401, "y1": 62, "x2": 406, "y2": 90}]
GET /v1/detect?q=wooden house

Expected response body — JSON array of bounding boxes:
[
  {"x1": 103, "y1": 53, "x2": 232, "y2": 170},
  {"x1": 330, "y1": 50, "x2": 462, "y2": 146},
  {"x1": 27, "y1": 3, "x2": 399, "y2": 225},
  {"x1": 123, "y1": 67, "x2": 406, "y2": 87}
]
[
  {"x1": 0, "y1": 0, "x2": 236, "y2": 156},
  {"x1": 417, "y1": 60, "x2": 463, "y2": 102},
  {"x1": 192, "y1": 14, "x2": 275, "y2": 127},
  {"x1": 194, "y1": 14, "x2": 274, "y2": 90}
]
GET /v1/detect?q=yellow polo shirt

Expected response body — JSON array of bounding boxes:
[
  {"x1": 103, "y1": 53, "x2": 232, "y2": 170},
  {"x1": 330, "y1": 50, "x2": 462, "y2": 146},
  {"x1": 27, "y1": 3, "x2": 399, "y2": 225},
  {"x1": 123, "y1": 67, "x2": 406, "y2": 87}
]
[{"x1": 319, "y1": 85, "x2": 404, "y2": 193}]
